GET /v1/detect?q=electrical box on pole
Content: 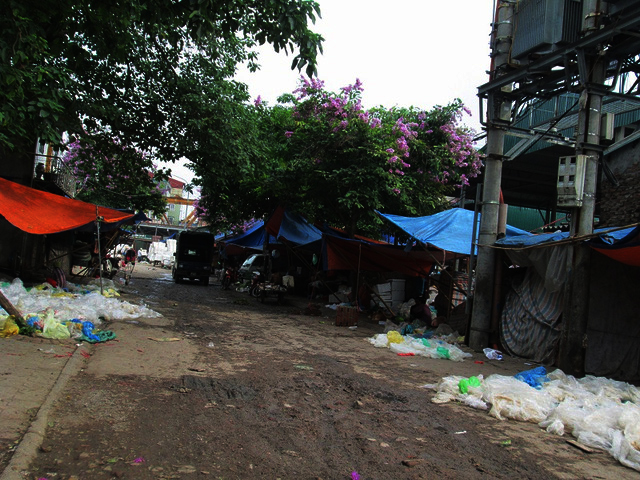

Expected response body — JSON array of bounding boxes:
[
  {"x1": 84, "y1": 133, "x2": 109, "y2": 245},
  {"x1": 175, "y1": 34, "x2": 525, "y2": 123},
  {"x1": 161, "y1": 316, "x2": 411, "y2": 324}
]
[
  {"x1": 557, "y1": 155, "x2": 587, "y2": 207},
  {"x1": 601, "y1": 112, "x2": 615, "y2": 143}
]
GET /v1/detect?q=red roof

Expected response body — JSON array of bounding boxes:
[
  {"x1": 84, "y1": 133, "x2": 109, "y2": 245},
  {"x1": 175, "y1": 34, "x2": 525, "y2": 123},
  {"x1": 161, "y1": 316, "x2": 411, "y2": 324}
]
[{"x1": 168, "y1": 178, "x2": 185, "y2": 189}]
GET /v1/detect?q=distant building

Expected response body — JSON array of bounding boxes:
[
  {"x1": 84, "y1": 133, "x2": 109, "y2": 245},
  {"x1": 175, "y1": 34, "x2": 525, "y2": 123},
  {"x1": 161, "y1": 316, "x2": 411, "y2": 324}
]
[{"x1": 148, "y1": 177, "x2": 198, "y2": 227}]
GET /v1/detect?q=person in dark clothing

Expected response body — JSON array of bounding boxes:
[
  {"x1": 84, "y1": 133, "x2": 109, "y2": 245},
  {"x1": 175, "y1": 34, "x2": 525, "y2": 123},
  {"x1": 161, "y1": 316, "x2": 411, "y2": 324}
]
[{"x1": 410, "y1": 296, "x2": 438, "y2": 327}]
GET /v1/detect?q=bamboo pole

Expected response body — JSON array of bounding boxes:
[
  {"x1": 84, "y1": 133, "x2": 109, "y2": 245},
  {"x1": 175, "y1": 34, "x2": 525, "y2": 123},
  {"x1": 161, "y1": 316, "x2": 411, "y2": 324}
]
[{"x1": 0, "y1": 289, "x2": 25, "y2": 326}]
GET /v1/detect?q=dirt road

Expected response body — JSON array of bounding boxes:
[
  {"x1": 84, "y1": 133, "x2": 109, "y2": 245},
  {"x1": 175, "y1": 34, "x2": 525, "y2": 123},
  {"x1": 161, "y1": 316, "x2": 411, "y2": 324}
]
[{"x1": 21, "y1": 266, "x2": 636, "y2": 479}]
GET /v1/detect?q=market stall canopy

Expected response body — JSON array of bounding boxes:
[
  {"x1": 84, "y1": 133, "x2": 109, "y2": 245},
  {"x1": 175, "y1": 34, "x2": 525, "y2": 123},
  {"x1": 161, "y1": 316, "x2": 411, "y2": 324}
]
[
  {"x1": 377, "y1": 208, "x2": 529, "y2": 256},
  {"x1": 0, "y1": 177, "x2": 134, "y2": 234},
  {"x1": 265, "y1": 207, "x2": 323, "y2": 246},
  {"x1": 218, "y1": 220, "x2": 276, "y2": 255},
  {"x1": 322, "y1": 235, "x2": 434, "y2": 277},
  {"x1": 497, "y1": 224, "x2": 640, "y2": 267}
]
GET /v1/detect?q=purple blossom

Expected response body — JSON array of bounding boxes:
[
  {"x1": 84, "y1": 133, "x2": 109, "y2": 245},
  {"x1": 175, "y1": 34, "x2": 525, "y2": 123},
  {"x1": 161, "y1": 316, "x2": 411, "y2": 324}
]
[
  {"x1": 284, "y1": 131, "x2": 293, "y2": 138},
  {"x1": 254, "y1": 95, "x2": 262, "y2": 106}
]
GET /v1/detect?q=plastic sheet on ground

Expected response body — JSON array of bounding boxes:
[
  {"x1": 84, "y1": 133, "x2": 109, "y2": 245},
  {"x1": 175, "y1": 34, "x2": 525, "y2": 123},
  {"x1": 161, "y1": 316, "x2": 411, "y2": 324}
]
[
  {"x1": 430, "y1": 368, "x2": 640, "y2": 472},
  {"x1": 368, "y1": 331, "x2": 472, "y2": 362},
  {"x1": 0, "y1": 277, "x2": 161, "y2": 328}
]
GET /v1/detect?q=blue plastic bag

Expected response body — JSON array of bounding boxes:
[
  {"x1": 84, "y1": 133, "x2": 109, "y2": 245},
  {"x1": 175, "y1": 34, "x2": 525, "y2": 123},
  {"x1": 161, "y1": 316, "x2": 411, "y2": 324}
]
[{"x1": 515, "y1": 366, "x2": 549, "y2": 389}]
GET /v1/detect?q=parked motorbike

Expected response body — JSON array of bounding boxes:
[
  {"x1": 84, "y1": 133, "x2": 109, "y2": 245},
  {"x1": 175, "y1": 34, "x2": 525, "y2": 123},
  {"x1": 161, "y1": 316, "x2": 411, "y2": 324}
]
[
  {"x1": 249, "y1": 271, "x2": 265, "y2": 297},
  {"x1": 221, "y1": 267, "x2": 236, "y2": 290}
]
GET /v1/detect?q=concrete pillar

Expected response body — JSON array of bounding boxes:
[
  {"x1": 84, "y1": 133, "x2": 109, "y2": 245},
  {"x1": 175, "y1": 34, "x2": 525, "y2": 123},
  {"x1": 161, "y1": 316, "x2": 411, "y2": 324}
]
[
  {"x1": 469, "y1": 0, "x2": 514, "y2": 350},
  {"x1": 557, "y1": 0, "x2": 605, "y2": 375}
]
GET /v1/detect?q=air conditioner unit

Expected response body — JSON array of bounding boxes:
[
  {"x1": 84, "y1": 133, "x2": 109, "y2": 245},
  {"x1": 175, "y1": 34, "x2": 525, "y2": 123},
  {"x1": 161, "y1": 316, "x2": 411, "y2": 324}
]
[
  {"x1": 557, "y1": 155, "x2": 587, "y2": 207},
  {"x1": 511, "y1": 0, "x2": 583, "y2": 61}
]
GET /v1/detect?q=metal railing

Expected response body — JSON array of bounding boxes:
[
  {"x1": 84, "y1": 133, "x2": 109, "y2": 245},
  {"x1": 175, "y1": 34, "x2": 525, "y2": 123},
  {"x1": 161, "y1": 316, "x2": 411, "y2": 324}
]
[{"x1": 34, "y1": 154, "x2": 77, "y2": 197}]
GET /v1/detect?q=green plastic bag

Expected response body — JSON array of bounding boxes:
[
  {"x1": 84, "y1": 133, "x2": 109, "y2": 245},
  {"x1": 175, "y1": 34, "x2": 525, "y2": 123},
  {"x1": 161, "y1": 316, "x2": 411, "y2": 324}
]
[
  {"x1": 458, "y1": 375, "x2": 482, "y2": 394},
  {"x1": 436, "y1": 346, "x2": 450, "y2": 359}
]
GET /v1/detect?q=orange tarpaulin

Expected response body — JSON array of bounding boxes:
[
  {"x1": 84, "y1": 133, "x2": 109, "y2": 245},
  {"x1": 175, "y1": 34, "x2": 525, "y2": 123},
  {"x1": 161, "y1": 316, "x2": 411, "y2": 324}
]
[{"x1": 0, "y1": 177, "x2": 134, "y2": 234}]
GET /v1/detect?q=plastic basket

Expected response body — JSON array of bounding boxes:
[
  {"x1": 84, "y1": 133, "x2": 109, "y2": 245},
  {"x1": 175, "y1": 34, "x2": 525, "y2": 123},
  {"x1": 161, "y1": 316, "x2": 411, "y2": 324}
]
[{"x1": 336, "y1": 306, "x2": 358, "y2": 326}]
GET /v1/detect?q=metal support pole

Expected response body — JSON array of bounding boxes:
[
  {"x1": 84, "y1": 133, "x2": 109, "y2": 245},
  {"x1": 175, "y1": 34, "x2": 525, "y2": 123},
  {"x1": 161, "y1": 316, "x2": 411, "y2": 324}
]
[
  {"x1": 557, "y1": 0, "x2": 605, "y2": 375},
  {"x1": 96, "y1": 206, "x2": 104, "y2": 295},
  {"x1": 469, "y1": 0, "x2": 513, "y2": 350}
]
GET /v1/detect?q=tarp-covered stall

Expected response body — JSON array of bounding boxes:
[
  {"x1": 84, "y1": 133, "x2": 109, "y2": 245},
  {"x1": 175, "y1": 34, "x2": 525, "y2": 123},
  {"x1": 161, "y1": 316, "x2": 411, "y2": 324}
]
[
  {"x1": 377, "y1": 208, "x2": 529, "y2": 256},
  {"x1": 219, "y1": 220, "x2": 270, "y2": 256},
  {"x1": 496, "y1": 225, "x2": 640, "y2": 382},
  {"x1": 376, "y1": 208, "x2": 529, "y2": 321},
  {"x1": 265, "y1": 207, "x2": 323, "y2": 247},
  {"x1": 322, "y1": 235, "x2": 433, "y2": 277},
  {"x1": 0, "y1": 177, "x2": 134, "y2": 234},
  {"x1": 0, "y1": 177, "x2": 137, "y2": 275}
]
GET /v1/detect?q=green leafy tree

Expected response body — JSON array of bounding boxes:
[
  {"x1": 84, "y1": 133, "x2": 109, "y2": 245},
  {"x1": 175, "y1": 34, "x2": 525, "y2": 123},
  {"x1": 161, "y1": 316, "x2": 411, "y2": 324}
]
[
  {"x1": 189, "y1": 95, "x2": 299, "y2": 232},
  {"x1": 255, "y1": 78, "x2": 483, "y2": 237},
  {"x1": 62, "y1": 132, "x2": 170, "y2": 216},
  {"x1": 1, "y1": 0, "x2": 324, "y2": 197}
]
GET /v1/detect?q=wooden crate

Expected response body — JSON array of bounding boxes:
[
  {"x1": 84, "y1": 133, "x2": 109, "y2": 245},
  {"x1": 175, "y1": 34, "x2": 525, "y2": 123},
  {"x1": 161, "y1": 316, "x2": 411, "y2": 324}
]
[{"x1": 335, "y1": 306, "x2": 358, "y2": 326}]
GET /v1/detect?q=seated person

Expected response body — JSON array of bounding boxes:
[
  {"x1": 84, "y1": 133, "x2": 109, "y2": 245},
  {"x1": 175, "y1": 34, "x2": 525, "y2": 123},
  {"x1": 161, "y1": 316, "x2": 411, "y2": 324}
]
[
  {"x1": 410, "y1": 296, "x2": 438, "y2": 327},
  {"x1": 308, "y1": 270, "x2": 324, "y2": 299},
  {"x1": 270, "y1": 271, "x2": 282, "y2": 285}
]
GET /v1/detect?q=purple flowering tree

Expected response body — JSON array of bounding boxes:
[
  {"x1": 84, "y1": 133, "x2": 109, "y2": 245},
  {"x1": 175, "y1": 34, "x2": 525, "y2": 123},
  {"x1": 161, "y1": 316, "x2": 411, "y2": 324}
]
[
  {"x1": 62, "y1": 132, "x2": 171, "y2": 216},
  {"x1": 263, "y1": 77, "x2": 483, "y2": 237}
]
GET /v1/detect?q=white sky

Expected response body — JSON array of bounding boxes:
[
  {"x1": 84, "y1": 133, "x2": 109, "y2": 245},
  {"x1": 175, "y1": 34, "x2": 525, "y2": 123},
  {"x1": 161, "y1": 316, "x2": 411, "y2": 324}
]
[{"x1": 166, "y1": 0, "x2": 496, "y2": 184}]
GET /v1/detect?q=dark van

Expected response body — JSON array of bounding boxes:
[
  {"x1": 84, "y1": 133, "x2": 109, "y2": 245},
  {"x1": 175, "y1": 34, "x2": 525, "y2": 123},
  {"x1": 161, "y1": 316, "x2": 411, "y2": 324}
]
[{"x1": 172, "y1": 231, "x2": 214, "y2": 285}]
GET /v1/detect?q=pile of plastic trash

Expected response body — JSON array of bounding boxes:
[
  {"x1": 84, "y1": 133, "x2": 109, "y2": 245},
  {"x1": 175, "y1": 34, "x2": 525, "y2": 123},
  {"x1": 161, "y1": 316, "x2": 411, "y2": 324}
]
[
  {"x1": 0, "y1": 277, "x2": 161, "y2": 340},
  {"x1": 368, "y1": 329, "x2": 472, "y2": 362},
  {"x1": 428, "y1": 366, "x2": 640, "y2": 472}
]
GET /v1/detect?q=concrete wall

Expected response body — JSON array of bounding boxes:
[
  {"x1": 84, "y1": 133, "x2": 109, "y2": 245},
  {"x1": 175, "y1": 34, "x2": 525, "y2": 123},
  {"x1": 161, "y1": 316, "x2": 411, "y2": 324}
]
[{"x1": 599, "y1": 141, "x2": 640, "y2": 227}]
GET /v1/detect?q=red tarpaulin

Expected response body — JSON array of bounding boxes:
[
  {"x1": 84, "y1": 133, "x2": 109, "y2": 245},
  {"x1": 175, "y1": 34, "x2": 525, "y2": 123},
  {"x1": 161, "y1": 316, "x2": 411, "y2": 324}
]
[
  {"x1": 591, "y1": 246, "x2": 640, "y2": 267},
  {"x1": 0, "y1": 177, "x2": 134, "y2": 234},
  {"x1": 323, "y1": 235, "x2": 434, "y2": 277}
]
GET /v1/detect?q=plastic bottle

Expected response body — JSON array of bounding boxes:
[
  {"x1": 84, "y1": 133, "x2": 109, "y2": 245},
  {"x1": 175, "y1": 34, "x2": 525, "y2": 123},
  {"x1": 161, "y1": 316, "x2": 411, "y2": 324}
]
[{"x1": 483, "y1": 347, "x2": 503, "y2": 360}]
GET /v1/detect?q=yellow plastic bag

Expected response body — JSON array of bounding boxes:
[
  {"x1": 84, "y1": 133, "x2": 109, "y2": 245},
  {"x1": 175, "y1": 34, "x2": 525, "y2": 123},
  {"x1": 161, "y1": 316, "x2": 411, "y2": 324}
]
[
  {"x1": 387, "y1": 330, "x2": 404, "y2": 344},
  {"x1": 42, "y1": 312, "x2": 70, "y2": 339},
  {"x1": 0, "y1": 317, "x2": 20, "y2": 338}
]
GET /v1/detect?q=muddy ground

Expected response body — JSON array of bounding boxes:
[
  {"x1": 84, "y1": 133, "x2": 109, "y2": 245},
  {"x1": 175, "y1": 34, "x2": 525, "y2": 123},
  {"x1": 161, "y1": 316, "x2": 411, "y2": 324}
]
[{"x1": 24, "y1": 265, "x2": 636, "y2": 480}]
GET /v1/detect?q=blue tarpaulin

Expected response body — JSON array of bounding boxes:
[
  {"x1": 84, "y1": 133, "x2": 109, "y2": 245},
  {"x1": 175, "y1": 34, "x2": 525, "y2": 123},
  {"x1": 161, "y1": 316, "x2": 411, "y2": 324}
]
[
  {"x1": 221, "y1": 221, "x2": 274, "y2": 250},
  {"x1": 495, "y1": 225, "x2": 640, "y2": 267},
  {"x1": 266, "y1": 208, "x2": 323, "y2": 246},
  {"x1": 222, "y1": 208, "x2": 322, "y2": 252},
  {"x1": 377, "y1": 208, "x2": 529, "y2": 256},
  {"x1": 495, "y1": 225, "x2": 637, "y2": 248}
]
